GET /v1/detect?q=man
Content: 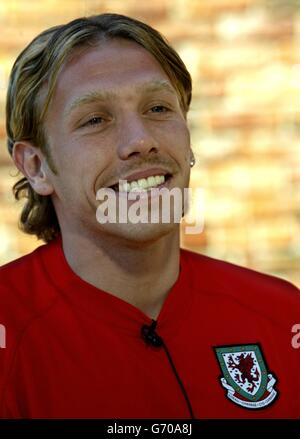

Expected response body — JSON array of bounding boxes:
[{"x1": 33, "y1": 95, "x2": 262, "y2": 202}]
[{"x1": 0, "y1": 13, "x2": 300, "y2": 419}]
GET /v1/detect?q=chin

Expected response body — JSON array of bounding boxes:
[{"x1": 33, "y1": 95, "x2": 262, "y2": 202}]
[{"x1": 97, "y1": 222, "x2": 178, "y2": 246}]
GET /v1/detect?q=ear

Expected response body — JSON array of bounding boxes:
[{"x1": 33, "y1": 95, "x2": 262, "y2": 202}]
[{"x1": 12, "y1": 141, "x2": 54, "y2": 196}]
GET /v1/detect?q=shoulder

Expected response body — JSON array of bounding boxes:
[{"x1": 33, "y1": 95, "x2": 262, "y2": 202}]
[
  {"x1": 180, "y1": 248, "x2": 300, "y2": 322},
  {"x1": 0, "y1": 241, "x2": 61, "y2": 401},
  {"x1": 0, "y1": 242, "x2": 45, "y2": 282},
  {"x1": 181, "y1": 248, "x2": 298, "y2": 294},
  {"x1": 0, "y1": 241, "x2": 59, "y2": 337}
]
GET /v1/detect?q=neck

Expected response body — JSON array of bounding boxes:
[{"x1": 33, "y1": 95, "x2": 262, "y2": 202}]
[{"x1": 61, "y1": 228, "x2": 181, "y2": 320}]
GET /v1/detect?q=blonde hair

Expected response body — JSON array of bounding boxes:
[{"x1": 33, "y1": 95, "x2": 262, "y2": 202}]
[{"x1": 6, "y1": 13, "x2": 192, "y2": 242}]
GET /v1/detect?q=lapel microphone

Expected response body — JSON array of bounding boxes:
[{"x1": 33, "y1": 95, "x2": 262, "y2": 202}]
[
  {"x1": 140, "y1": 318, "x2": 195, "y2": 419},
  {"x1": 141, "y1": 319, "x2": 163, "y2": 347}
]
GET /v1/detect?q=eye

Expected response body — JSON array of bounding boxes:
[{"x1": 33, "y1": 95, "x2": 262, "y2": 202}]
[
  {"x1": 149, "y1": 105, "x2": 169, "y2": 113},
  {"x1": 82, "y1": 116, "x2": 104, "y2": 127}
]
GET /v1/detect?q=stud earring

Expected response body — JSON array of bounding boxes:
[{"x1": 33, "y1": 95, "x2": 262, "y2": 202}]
[{"x1": 190, "y1": 156, "x2": 196, "y2": 168}]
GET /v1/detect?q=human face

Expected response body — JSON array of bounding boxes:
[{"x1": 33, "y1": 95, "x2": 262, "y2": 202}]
[{"x1": 43, "y1": 38, "x2": 192, "y2": 243}]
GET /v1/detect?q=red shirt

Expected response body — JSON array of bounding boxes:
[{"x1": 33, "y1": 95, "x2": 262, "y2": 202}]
[{"x1": 0, "y1": 236, "x2": 300, "y2": 418}]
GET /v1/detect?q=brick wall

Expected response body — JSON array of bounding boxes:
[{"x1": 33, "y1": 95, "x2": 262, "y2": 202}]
[{"x1": 1, "y1": 0, "x2": 300, "y2": 286}]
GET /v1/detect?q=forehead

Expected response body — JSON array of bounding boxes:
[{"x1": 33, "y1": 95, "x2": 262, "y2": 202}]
[{"x1": 49, "y1": 39, "x2": 175, "y2": 113}]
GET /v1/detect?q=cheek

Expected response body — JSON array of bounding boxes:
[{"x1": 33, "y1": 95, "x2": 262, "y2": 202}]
[
  {"x1": 170, "y1": 118, "x2": 190, "y2": 141},
  {"x1": 51, "y1": 136, "x2": 114, "y2": 200},
  {"x1": 51, "y1": 138, "x2": 99, "y2": 177},
  {"x1": 162, "y1": 120, "x2": 190, "y2": 160},
  {"x1": 168, "y1": 117, "x2": 189, "y2": 134}
]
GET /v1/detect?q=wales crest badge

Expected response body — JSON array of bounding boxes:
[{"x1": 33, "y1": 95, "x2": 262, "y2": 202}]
[{"x1": 214, "y1": 344, "x2": 278, "y2": 409}]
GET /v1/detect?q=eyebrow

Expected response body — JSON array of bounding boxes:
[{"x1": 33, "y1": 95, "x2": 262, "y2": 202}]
[{"x1": 64, "y1": 80, "x2": 177, "y2": 118}]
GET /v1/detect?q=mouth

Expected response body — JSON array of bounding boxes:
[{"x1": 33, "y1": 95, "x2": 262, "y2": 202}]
[{"x1": 108, "y1": 172, "x2": 173, "y2": 193}]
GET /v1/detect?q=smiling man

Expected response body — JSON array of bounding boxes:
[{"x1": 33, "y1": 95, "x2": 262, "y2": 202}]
[{"x1": 0, "y1": 13, "x2": 300, "y2": 419}]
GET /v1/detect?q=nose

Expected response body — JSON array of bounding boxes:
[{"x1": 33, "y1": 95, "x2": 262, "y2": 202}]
[{"x1": 116, "y1": 114, "x2": 158, "y2": 160}]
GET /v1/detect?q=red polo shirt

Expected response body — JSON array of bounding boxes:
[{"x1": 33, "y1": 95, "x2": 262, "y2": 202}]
[{"x1": 0, "y1": 236, "x2": 300, "y2": 418}]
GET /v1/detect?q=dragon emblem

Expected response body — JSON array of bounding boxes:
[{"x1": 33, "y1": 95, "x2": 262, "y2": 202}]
[
  {"x1": 214, "y1": 344, "x2": 278, "y2": 409},
  {"x1": 227, "y1": 352, "x2": 260, "y2": 394}
]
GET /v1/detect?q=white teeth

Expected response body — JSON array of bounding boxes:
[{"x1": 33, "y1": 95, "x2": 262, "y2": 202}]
[
  {"x1": 138, "y1": 178, "x2": 148, "y2": 189},
  {"x1": 118, "y1": 174, "x2": 166, "y2": 192},
  {"x1": 147, "y1": 176, "x2": 156, "y2": 187},
  {"x1": 155, "y1": 175, "x2": 163, "y2": 185}
]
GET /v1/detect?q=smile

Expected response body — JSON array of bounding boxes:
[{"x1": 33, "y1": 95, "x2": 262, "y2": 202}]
[{"x1": 109, "y1": 173, "x2": 173, "y2": 193}]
